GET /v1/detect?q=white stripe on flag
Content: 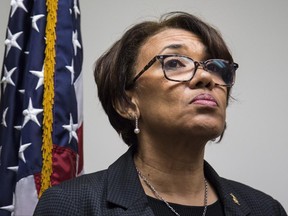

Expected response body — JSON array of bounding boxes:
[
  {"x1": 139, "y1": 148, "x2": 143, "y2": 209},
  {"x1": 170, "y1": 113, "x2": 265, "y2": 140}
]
[
  {"x1": 74, "y1": 72, "x2": 83, "y2": 125},
  {"x1": 14, "y1": 175, "x2": 38, "y2": 216}
]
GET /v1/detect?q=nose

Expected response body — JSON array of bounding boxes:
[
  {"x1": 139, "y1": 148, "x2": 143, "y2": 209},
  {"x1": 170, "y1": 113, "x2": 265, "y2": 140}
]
[{"x1": 188, "y1": 67, "x2": 216, "y2": 90}]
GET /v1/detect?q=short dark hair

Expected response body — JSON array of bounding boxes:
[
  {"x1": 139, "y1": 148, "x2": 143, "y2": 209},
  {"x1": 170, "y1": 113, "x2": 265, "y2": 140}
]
[{"x1": 94, "y1": 11, "x2": 234, "y2": 146}]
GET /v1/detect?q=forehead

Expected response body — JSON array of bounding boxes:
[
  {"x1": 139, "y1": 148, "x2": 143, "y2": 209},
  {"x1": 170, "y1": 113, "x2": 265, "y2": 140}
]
[{"x1": 140, "y1": 28, "x2": 206, "y2": 58}]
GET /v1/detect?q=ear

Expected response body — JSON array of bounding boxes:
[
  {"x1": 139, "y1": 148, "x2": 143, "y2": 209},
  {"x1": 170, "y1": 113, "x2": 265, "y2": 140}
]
[{"x1": 113, "y1": 89, "x2": 140, "y2": 120}]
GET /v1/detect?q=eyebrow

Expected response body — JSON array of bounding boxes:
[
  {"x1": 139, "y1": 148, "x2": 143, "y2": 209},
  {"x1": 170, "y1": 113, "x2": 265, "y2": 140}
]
[{"x1": 159, "y1": 44, "x2": 184, "y2": 54}]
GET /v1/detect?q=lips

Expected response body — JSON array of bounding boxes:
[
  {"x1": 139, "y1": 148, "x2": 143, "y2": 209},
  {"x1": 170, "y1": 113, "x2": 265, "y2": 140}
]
[{"x1": 190, "y1": 93, "x2": 218, "y2": 106}]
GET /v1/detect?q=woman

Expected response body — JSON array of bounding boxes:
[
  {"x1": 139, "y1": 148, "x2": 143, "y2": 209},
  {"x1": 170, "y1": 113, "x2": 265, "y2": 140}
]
[{"x1": 34, "y1": 12, "x2": 287, "y2": 216}]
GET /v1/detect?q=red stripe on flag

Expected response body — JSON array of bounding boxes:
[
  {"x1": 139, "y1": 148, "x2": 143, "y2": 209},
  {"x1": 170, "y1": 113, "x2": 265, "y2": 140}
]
[
  {"x1": 77, "y1": 124, "x2": 84, "y2": 175},
  {"x1": 34, "y1": 144, "x2": 77, "y2": 194},
  {"x1": 34, "y1": 173, "x2": 41, "y2": 196},
  {"x1": 34, "y1": 139, "x2": 82, "y2": 195},
  {"x1": 50, "y1": 144, "x2": 77, "y2": 186}
]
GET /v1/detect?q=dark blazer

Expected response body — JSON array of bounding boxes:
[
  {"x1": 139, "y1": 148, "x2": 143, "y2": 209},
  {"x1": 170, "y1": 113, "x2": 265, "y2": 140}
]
[{"x1": 34, "y1": 146, "x2": 287, "y2": 216}]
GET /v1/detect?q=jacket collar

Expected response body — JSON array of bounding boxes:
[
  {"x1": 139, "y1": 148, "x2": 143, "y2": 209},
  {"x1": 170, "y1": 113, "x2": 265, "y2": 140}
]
[
  {"x1": 204, "y1": 162, "x2": 251, "y2": 215},
  {"x1": 106, "y1": 145, "x2": 153, "y2": 215},
  {"x1": 106, "y1": 145, "x2": 251, "y2": 215}
]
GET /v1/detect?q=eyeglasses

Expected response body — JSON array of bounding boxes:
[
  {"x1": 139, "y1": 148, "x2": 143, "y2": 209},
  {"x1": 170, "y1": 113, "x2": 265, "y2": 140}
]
[{"x1": 127, "y1": 54, "x2": 238, "y2": 88}]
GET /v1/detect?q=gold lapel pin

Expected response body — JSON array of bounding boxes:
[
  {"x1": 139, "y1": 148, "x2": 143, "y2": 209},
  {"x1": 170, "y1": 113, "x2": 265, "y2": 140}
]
[{"x1": 230, "y1": 193, "x2": 240, "y2": 206}]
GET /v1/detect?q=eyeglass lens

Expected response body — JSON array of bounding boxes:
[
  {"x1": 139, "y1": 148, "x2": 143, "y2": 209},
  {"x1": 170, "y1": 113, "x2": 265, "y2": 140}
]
[{"x1": 161, "y1": 56, "x2": 235, "y2": 86}]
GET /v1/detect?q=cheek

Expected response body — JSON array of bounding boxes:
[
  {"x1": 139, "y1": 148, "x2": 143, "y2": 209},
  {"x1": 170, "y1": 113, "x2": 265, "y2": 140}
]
[
  {"x1": 136, "y1": 80, "x2": 180, "y2": 115},
  {"x1": 217, "y1": 88, "x2": 228, "y2": 111},
  {"x1": 218, "y1": 97, "x2": 227, "y2": 122}
]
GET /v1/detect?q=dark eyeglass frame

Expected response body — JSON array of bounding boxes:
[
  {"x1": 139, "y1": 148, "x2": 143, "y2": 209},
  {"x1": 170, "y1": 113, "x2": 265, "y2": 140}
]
[{"x1": 126, "y1": 54, "x2": 238, "y2": 88}]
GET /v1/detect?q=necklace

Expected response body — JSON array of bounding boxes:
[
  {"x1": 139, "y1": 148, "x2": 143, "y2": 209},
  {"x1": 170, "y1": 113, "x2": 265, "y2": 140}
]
[{"x1": 136, "y1": 168, "x2": 208, "y2": 216}]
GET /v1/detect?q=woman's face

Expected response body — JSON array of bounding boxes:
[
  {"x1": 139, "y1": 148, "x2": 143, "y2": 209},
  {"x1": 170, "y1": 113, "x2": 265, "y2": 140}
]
[{"x1": 131, "y1": 28, "x2": 227, "y2": 141}]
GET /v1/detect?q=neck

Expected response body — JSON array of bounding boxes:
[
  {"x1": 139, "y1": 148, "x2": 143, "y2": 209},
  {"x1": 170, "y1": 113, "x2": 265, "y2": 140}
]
[
  {"x1": 136, "y1": 132, "x2": 207, "y2": 173},
  {"x1": 134, "y1": 134, "x2": 218, "y2": 206}
]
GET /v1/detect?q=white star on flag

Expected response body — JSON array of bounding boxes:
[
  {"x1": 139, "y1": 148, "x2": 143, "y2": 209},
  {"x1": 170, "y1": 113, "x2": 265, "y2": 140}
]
[
  {"x1": 22, "y1": 98, "x2": 43, "y2": 128},
  {"x1": 18, "y1": 143, "x2": 31, "y2": 163},
  {"x1": 31, "y1": 14, "x2": 45, "y2": 32},
  {"x1": 7, "y1": 166, "x2": 19, "y2": 173},
  {"x1": 10, "y1": 0, "x2": 28, "y2": 17},
  {"x1": 30, "y1": 66, "x2": 44, "y2": 90},
  {"x1": 14, "y1": 125, "x2": 22, "y2": 130},
  {"x1": 1, "y1": 65, "x2": 16, "y2": 92},
  {"x1": 72, "y1": 30, "x2": 81, "y2": 56},
  {"x1": 73, "y1": 0, "x2": 80, "y2": 19},
  {"x1": 62, "y1": 113, "x2": 78, "y2": 143},
  {"x1": 5, "y1": 28, "x2": 23, "y2": 57},
  {"x1": 0, "y1": 193, "x2": 15, "y2": 216},
  {"x1": 18, "y1": 89, "x2": 25, "y2": 94},
  {"x1": 1, "y1": 107, "x2": 9, "y2": 127},
  {"x1": 65, "y1": 60, "x2": 75, "y2": 84}
]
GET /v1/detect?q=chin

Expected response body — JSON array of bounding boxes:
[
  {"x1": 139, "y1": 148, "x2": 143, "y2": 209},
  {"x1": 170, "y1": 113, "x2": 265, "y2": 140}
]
[{"x1": 189, "y1": 122, "x2": 225, "y2": 140}]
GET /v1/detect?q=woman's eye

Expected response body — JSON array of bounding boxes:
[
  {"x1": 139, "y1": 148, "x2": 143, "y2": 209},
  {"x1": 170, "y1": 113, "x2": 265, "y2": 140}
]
[
  {"x1": 163, "y1": 59, "x2": 185, "y2": 70},
  {"x1": 205, "y1": 60, "x2": 226, "y2": 73},
  {"x1": 206, "y1": 64, "x2": 220, "y2": 72}
]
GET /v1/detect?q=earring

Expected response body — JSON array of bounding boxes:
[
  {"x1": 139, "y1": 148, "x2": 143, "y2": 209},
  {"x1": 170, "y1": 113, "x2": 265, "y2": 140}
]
[{"x1": 134, "y1": 116, "x2": 140, "y2": 134}]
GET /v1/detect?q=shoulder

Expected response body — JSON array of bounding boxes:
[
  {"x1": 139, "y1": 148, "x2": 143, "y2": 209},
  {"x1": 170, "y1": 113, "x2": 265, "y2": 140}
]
[
  {"x1": 34, "y1": 170, "x2": 108, "y2": 216},
  {"x1": 223, "y1": 177, "x2": 275, "y2": 201},
  {"x1": 34, "y1": 147, "x2": 136, "y2": 216},
  {"x1": 204, "y1": 162, "x2": 286, "y2": 215},
  {"x1": 58, "y1": 169, "x2": 108, "y2": 192},
  {"x1": 47, "y1": 169, "x2": 108, "y2": 199},
  {"x1": 221, "y1": 178, "x2": 287, "y2": 215}
]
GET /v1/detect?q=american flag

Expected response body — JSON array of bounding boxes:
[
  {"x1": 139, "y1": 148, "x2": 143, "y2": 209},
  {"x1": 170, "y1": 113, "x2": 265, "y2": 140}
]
[{"x1": 0, "y1": 0, "x2": 83, "y2": 215}]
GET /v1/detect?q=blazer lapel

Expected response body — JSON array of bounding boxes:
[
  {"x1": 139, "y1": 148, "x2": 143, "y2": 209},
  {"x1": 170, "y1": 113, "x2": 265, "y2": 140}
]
[
  {"x1": 204, "y1": 161, "x2": 251, "y2": 216},
  {"x1": 106, "y1": 146, "x2": 155, "y2": 215}
]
